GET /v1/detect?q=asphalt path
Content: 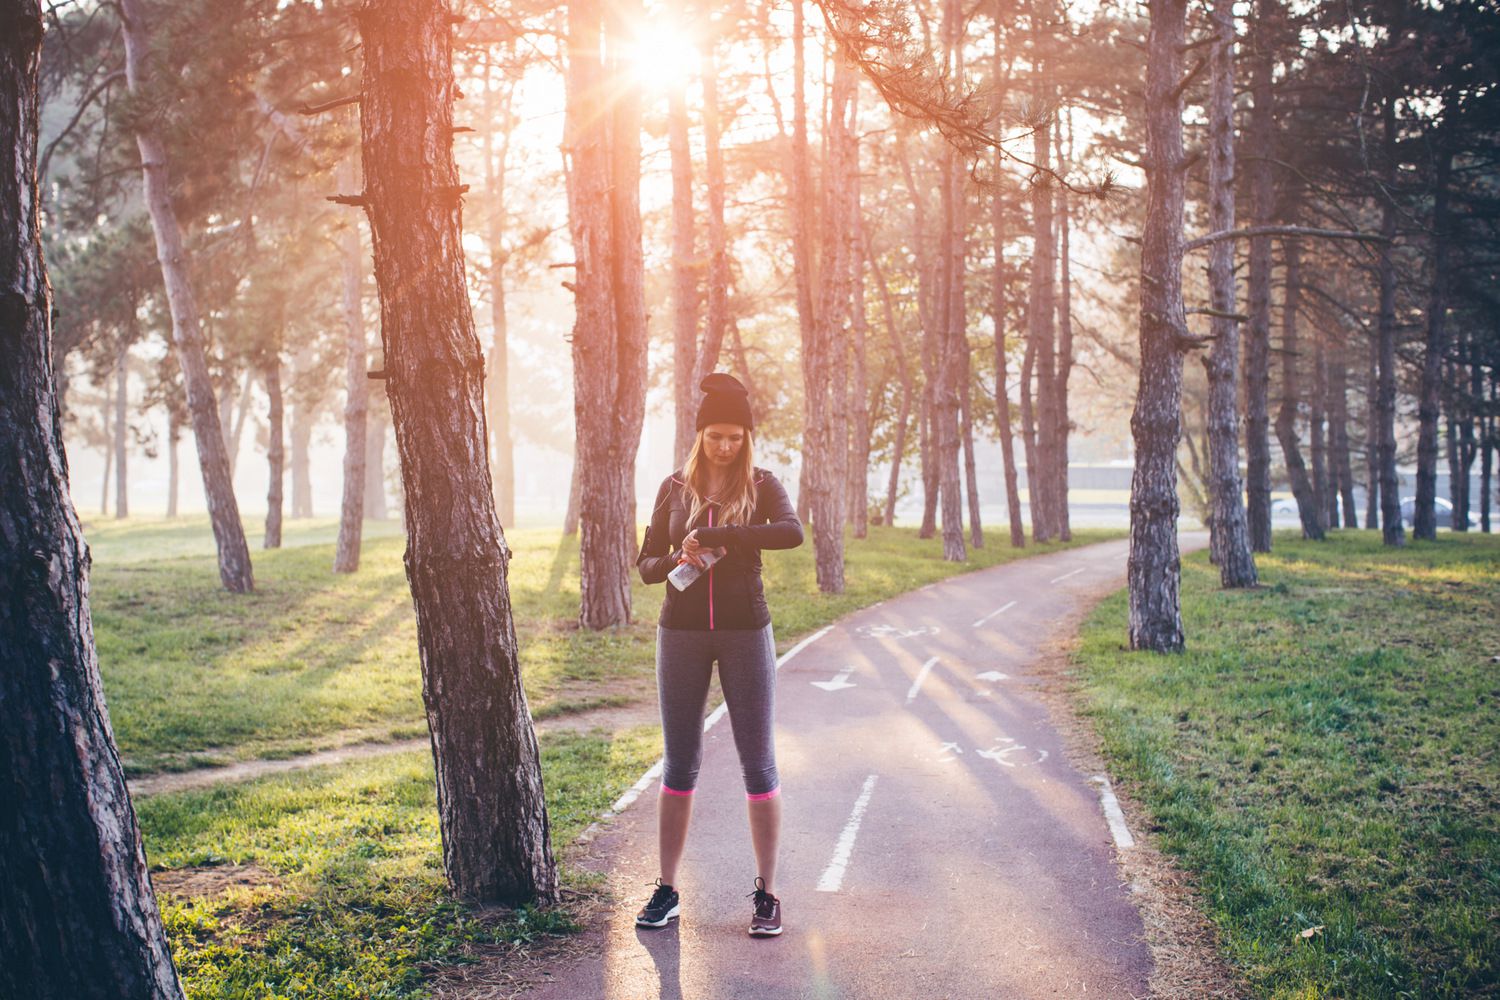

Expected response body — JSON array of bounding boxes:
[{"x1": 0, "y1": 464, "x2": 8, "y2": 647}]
[{"x1": 521, "y1": 536, "x2": 1204, "y2": 1000}]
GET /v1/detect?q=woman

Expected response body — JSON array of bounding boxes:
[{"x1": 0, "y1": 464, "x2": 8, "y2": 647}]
[{"x1": 634, "y1": 373, "x2": 804, "y2": 937}]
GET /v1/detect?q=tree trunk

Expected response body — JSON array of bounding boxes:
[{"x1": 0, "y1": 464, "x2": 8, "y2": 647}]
[
  {"x1": 1311, "y1": 325, "x2": 1331, "y2": 528},
  {"x1": 365, "y1": 400, "x2": 388, "y2": 520},
  {"x1": 166, "y1": 410, "x2": 180, "y2": 518},
  {"x1": 290, "y1": 397, "x2": 314, "y2": 519},
  {"x1": 1329, "y1": 330, "x2": 1358, "y2": 528},
  {"x1": 870, "y1": 246, "x2": 913, "y2": 528},
  {"x1": 1026, "y1": 49, "x2": 1058, "y2": 545},
  {"x1": 899, "y1": 141, "x2": 940, "y2": 540},
  {"x1": 849, "y1": 145, "x2": 871, "y2": 540},
  {"x1": 113, "y1": 345, "x2": 128, "y2": 519},
  {"x1": 788, "y1": 0, "x2": 818, "y2": 534},
  {"x1": 932, "y1": 0, "x2": 967, "y2": 563},
  {"x1": 694, "y1": 43, "x2": 730, "y2": 392},
  {"x1": 0, "y1": 9, "x2": 184, "y2": 993},
  {"x1": 1201, "y1": 0, "x2": 1256, "y2": 586},
  {"x1": 563, "y1": 458, "x2": 580, "y2": 536},
  {"x1": 1127, "y1": 0, "x2": 1189, "y2": 653},
  {"x1": 960, "y1": 347, "x2": 982, "y2": 549},
  {"x1": 1375, "y1": 99, "x2": 1405, "y2": 547},
  {"x1": 100, "y1": 380, "x2": 111, "y2": 517},
  {"x1": 804, "y1": 51, "x2": 856, "y2": 591},
  {"x1": 334, "y1": 165, "x2": 367, "y2": 572},
  {"x1": 668, "y1": 36, "x2": 698, "y2": 467},
  {"x1": 1242, "y1": 0, "x2": 1276, "y2": 553},
  {"x1": 226, "y1": 369, "x2": 253, "y2": 481},
  {"x1": 118, "y1": 0, "x2": 250, "y2": 590},
  {"x1": 1053, "y1": 115, "x2": 1074, "y2": 543},
  {"x1": 1274, "y1": 240, "x2": 1324, "y2": 540},
  {"x1": 1364, "y1": 336, "x2": 1380, "y2": 529},
  {"x1": 1481, "y1": 368, "x2": 1494, "y2": 533},
  {"x1": 1020, "y1": 334, "x2": 1039, "y2": 535},
  {"x1": 356, "y1": 0, "x2": 557, "y2": 903},
  {"x1": 991, "y1": 95, "x2": 1025, "y2": 549},
  {"x1": 565, "y1": 0, "x2": 650, "y2": 626},
  {"x1": 264, "y1": 360, "x2": 283, "y2": 549},
  {"x1": 1412, "y1": 146, "x2": 1452, "y2": 542},
  {"x1": 480, "y1": 67, "x2": 517, "y2": 531}
]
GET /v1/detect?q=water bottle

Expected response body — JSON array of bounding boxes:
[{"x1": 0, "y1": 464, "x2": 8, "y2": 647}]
[{"x1": 668, "y1": 549, "x2": 722, "y2": 591}]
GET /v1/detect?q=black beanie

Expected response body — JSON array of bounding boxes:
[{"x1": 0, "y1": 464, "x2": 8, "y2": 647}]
[{"x1": 696, "y1": 372, "x2": 754, "y2": 431}]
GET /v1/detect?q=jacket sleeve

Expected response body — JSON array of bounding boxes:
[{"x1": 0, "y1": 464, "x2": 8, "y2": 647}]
[
  {"x1": 637, "y1": 476, "x2": 680, "y2": 585},
  {"x1": 695, "y1": 471, "x2": 804, "y2": 551}
]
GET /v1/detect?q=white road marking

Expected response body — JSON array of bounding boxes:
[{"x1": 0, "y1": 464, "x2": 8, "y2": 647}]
[
  {"x1": 976, "y1": 670, "x2": 1010, "y2": 682},
  {"x1": 972, "y1": 600, "x2": 1017, "y2": 628},
  {"x1": 816, "y1": 774, "x2": 879, "y2": 892},
  {"x1": 1049, "y1": 567, "x2": 1085, "y2": 584},
  {"x1": 812, "y1": 665, "x2": 857, "y2": 692},
  {"x1": 1090, "y1": 775, "x2": 1136, "y2": 849},
  {"x1": 975, "y1": 736, "x2": 1049, "y2": 768},
  {"x1": 937, "y1": 742, "x2": 964, "y2": 762},
  {"x1": 904, "y1": 656, "x2": 941, "y2": 704},
  {"x1": 855, "y1": 624, "x2": 940, "y2": 639},
  {"x1": 580, "y1": 625, "x2": 833, "y2": 842}
]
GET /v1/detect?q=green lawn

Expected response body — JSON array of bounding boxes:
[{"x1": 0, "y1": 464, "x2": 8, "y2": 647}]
[
  {"x1": 86, "y1": 516, "x2": 1119, "y2": 774},
  {"x1": 1071, "y1": 530, "x2": 1500, "y2": 999}
]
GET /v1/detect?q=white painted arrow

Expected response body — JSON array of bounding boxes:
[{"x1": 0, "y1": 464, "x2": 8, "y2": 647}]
[
  {"x1": 937, "y1": 741, "x2": 964, "y2": 762},
  {"x1": 811, "y1": 665, "x2": 857, "y2": 692},
  {"x1": 976, "y1": 670, "x2": 1010, "y2": 682}
]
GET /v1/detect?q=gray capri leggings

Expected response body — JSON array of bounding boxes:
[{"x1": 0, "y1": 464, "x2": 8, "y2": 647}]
[{"x1": 656, "y1": 623, "x2": 780, "y2": 799}]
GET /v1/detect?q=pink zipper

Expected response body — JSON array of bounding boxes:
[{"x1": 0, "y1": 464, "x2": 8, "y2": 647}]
[{"x1": 707, "y1": 506, "x2": 715, "y2": 630}]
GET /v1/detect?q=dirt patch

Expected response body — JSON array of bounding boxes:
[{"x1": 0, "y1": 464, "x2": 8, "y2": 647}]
[
  {"x1": 128, "y1": 702, "x2": 660, "y2": 799},
  {"x1": 1026, "y1": 590, "x2": 1251, "y2": 1000},
  {"x1": 152, "y1": 863, "x2": 280, "y2": 899}
]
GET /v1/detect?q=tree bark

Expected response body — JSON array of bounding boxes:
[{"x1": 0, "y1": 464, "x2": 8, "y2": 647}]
[
  {"x1": 1127, "y1": 0, "x2": 1189, "y2": 653},
  {"x1": 1242, "y1": 0, "x2": 1276, "y2": 553},
  {"x1": 290, "y1": 394, "x2": 314, "y2": 519},
  {"x1": 1412, "y1": 146, "x2": 1452, "y2": 542},
  {"x1": 334, "y1": 160, "x2": 367, "y2": 572},
  {"x1": 365, "y1": 399, "x2": 388, "y2": 520},
  {"x1": 899, "y1": 140, "x2": 940, "y2": 539},
  {"x1": 668, "y1": 31, "x2": 698, "y2": 468},
  {"x1": 226, "y1": 369, "x2": 253, "y2": 481},
  {"x1": 166, "y1": 409, "x2": 180, "y2": 518},
  {"x1": 694, "y1": 43, "x2": 730, "y2": 393},
  {"x1": 849, "y1": 143, "x2": 871, "y2": 540},
  {"x1": 1481, "y1": 367, "x2": 1494, "y2": 533},
  {"x1": 991, "y1": 105, "x2": 1024, "y2": 548},
  {"x1": 804, "y1": 50, "x2": 856, "y2": 591},
  {"x1": 113, "y1": 345, "x2": 129, "y2": 519},
  {"x1": 1329, "y1": 329, "x2": 1358, "y2": 528},
  {"x1": 1375, "y1": 99, "x2": 1405, "y2": 546},
  {"x1": 1274, "y1": 240, "x2": 1324, "y2": 540},
  {"x1": 870, "y1": 245, "x2": 913, "y2": 528},
  {"x1": 100, "y1": 380, "x2": 111, "y2": 516},
  {"x1": 117, "y1": 0, "x2": 251, "y2": 590},
  {"x1": 356, "y1": 0, "x2": 557, "y2": 903},
  {"x1": 1201, "y1": 0, "x2": 1256, "y2": 586},
  {"x1": 1053, "y1": 114, "x2": 1075, "y2": 543},
  {"x1": 1026, "y1": 57, "x2": 1058, "y2": 544},
  {"x1": 0, "y1": 7, "x2": 184, "y2": 993},
  {"x1": 264, "y1": 359, "x2": 283, "y2": 549},
  {"x1": 1311, "y1": 324, "x2": 1331, "y2": 528},
  {"x1": 565, "y1": 0, "x2": 649, "y2": 626},
  {"x1": 1364, "y1": 336, "x2": 1380, "y2": 529},
  {"x1": 933, "y1": 0, "x2": 967, "y2": 563}
]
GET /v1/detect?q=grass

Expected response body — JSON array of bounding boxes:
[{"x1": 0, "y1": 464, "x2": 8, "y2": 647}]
[
  {"x1": 140, "y1": 728, "x2": 659, "y2": 1000},
  {"x1": 85, "y1": 515, "x2": 1120, "y2": 774},
  {"x1": 1070, "y1": 530, "x2": 1500, "y2": 999}
]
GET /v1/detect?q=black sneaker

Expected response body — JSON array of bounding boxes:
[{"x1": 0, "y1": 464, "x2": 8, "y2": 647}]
[
  {"x1": 635, "y1": 879, "x2": 680, "y2": 928},
  {"x1": 748, "y1": 877, "x2": 782, "y2": 937}
]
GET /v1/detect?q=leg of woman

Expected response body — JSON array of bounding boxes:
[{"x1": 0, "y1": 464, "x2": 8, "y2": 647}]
[
  {"x1": 716, "y1": 623, "x2": 781, "y2": 892},
  {"x1": 655, "y1": 627, "x2": 715, "y2": 886}
]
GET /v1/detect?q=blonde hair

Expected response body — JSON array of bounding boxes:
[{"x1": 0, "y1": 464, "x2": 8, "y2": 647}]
[{"x1": 682, "y1": 427, "x2": 758, "y2": 527}]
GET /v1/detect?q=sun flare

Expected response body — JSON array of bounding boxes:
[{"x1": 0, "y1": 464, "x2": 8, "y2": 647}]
[{"x1": 622, "y1": 18, "x2": 701, "y2": 92}]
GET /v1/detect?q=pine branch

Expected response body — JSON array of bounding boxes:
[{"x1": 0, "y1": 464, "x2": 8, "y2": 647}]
[{"x1": 1185, "y1": 225, "x2": 1388, "y2": 252}]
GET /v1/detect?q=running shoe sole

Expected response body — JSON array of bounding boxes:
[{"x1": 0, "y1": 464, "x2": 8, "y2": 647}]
[
  {"x1": 635, "y1": 904, "x2": 680, "y2": 928},
  {"x1": 749, "y1": 923, "x2": 782, "y2": 937}
]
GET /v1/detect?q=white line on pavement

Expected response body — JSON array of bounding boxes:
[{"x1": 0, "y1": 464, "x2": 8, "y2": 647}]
[
  {"x1": 904, "y1": 656, "x2": 940, "y2": 704},
  {"x1": 1049, "y1": 567, "x2": 1085, "y2": 584},
  {"x1": 972, "y1": 600, "x2": 1017, "y2": 628},
  {"x1": 1090, "y1": 774, "x2": 1136, "y2": 849},
  {"x1": 816, "y1": 773, "x2": 880, "y2": 892}
]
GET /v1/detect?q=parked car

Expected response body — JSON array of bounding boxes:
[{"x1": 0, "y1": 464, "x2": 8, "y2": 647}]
[
  {"x1": 1270, "y1": 497, "x2": 1299, "y2": 516},
  {"x1": 1398, "y1": 495, "x2": 1478, "y2": 530}
]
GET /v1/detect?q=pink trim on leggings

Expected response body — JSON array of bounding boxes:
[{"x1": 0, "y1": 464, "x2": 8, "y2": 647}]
[
  {"x1": 746, "y1": 787, "x2": 781, "y2": 802},
  {"x1": 660, "y1": 783, "x2": 695, "y2": 797}
]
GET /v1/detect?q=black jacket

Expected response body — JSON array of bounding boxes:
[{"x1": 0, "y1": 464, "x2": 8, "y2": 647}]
[{"x1": 637, "y1": 468, "x2": 804, "y2": 630}]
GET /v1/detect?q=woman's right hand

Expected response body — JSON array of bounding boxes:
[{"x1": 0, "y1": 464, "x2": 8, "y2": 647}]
[{"x1": 680, "y1": 530, "x2": 723, "y2": 569}]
